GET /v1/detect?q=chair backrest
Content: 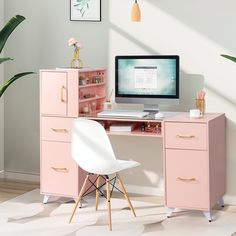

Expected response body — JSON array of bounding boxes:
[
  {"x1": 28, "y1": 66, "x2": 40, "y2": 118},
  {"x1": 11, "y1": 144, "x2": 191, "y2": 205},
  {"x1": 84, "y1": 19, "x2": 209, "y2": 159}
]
[{"x1": 71, "y1": 118, "x2": 117, "y2": 174}]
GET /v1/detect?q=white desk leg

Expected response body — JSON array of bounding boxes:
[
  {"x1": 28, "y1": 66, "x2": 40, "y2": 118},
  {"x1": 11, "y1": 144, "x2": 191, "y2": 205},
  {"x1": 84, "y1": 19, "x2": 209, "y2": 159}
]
[
  {"x1": 43, "y1": 195, "x2": 50, "y2": 204},
  {"x1": 203, "y1": 211, "x2": 212, "y2": 222},
  {"x1": 166, "y1": 207, "x2": 175, "y2": 218}
]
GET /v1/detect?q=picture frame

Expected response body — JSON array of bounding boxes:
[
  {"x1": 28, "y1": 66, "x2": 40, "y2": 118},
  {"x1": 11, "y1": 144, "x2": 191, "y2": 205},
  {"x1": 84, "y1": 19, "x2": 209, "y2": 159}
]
[{"x1": 70, "y1": 0, "x2": 101, "y2": 22}]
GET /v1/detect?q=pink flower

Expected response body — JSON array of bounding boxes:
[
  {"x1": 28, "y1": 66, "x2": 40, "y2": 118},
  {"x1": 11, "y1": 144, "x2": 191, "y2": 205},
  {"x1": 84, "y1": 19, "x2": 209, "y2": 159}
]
[
  {"x1": 75, "y1": 41, "x2": 82, "y2": 48},
  {"x1": 68, "y1": 37, "x2": 82, "y2": 49}
]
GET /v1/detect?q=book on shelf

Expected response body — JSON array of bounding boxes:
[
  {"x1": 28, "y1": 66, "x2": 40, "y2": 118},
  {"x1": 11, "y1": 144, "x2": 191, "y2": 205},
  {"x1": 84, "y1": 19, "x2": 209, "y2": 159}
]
[{"x1": 109, "y1": 123, "x2": 134, "y2": 132}]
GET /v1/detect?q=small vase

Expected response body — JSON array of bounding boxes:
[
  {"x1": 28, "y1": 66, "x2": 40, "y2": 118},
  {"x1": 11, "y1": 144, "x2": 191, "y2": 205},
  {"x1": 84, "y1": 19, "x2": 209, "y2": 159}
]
[{"x1": 70, "y1": 47, "x2": 83, "y2": 68}]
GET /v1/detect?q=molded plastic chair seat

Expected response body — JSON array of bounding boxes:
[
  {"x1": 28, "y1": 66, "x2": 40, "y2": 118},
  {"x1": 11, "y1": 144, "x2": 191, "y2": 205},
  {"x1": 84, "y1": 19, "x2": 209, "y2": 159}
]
[
  {"x1": 82, "y1": 159, "x2": 140, "y2": 175},
  {"x1": 68, "y1": 118, "x2": 141, "y2": 231}
]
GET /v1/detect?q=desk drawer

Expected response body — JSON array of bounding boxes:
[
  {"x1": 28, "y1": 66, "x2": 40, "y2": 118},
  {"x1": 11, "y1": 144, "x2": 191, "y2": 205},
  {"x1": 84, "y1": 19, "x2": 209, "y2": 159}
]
[
  {"x1": 41, "y1": 117, "x2": 72, "y2": 142},
  {"x1": 41, "y1": 141, "x2": 78, "y2": 196},
  {"x1": 165, "y1": 149, "x2": 209, "y2": 209},
  {"x1": 165, "y1": 122, "x2": 207, "y2": 150}
]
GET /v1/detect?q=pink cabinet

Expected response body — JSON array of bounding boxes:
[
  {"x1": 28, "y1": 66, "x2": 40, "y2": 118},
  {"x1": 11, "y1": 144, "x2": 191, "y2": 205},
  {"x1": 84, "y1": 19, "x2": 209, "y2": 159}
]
[
  {"x1": 40, "y1": 68, "x2": 106, "y2": 202},
  {"x1": 41, "y1": 72, "x2": 68, "y2": 116},
  {"x1": 41, "y1": 141, "x2": 79, "y2": 197},
  {"x1": 164, "y1": 113, "x2": 225, "y2": 221},
  {"x1": 165, "y1": 149, "x2": 209, "y2": 209}
]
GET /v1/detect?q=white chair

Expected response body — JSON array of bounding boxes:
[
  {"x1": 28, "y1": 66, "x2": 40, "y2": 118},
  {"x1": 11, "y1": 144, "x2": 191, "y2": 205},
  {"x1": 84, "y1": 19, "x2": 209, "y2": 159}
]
[{"x1": 68, "y1": 118, "x2": 140, "y2": 230}]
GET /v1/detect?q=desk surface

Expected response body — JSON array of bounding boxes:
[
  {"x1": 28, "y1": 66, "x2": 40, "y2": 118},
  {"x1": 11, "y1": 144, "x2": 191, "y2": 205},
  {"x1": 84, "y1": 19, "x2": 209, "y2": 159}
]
[{"x1": 81, "y1": 112, "x2": 224, "y2": 138}]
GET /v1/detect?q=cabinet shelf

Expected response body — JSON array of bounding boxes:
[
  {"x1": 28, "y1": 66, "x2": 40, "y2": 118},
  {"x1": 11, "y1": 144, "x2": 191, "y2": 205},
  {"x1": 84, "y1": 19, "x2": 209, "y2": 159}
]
[
  {"x1": 79, "y1": 95, "x2": 106, "y2": 103},
  {"x1": 79, "y1": 82, "x2": 105, "y2": 89},
  {"x1": 88, "y1": 118, "x2": 162, "y2": 137}
]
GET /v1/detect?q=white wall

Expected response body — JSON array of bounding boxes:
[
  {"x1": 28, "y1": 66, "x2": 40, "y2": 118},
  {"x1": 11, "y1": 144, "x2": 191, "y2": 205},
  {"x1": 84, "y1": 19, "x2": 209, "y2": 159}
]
[
  {"x1": 3, "y1": 0, "x2": 236, "y2": 197},
  {"x1": 0, "y1": 0, "x2": 4, "y2": 173}
]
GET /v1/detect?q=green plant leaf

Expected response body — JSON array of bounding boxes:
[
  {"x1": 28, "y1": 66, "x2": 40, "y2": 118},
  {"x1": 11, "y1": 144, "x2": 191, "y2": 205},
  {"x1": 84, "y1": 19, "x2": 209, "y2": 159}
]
[
  {"x1": 0, "y1": 15, "x2": 25, "y2": 54},
  {"x1": 221, "y1": 54, "x2": 236, "y2": 63},
  {"x1": 0, "y1": 72, "x2": 35, "y2": 97},
  {"x1": 0, "y1": 57, "x2": 13, "y2": 64}
]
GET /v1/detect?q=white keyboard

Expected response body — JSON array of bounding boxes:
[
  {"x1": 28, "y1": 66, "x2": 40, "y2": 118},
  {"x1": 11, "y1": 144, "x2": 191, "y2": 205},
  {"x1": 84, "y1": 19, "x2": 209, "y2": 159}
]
[{"x1": 97, "y1": 110, "x2": 149, "y2": 118}]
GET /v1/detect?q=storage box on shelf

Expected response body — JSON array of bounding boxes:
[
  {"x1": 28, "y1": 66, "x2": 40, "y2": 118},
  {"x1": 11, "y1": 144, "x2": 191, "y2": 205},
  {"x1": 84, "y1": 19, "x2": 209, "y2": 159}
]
[{"x1": 40, "y1": 68, "x2": 106, "y2": 203}]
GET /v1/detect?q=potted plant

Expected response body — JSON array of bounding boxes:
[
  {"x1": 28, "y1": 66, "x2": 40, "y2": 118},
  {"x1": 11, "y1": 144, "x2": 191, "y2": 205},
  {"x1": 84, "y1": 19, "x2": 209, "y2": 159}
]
[
  {"x1": 0, "y1": 15, "x2": 34, "y2": 98},
  {"x1": 221, "y1": 54, "x2": 236, "y2": 63}
]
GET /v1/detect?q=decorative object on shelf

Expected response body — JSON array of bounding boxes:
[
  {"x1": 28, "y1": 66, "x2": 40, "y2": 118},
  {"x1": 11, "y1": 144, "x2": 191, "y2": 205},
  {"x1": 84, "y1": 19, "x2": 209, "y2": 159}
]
[
  {"x1": 104, "y1": 89, "x2": 113, "y2": 110},
  {"x1": 68, "y1": 37, "x2": 83, "y2": 68},
  {"x1": 0, "y1": 15, "x2": 35, "y2": 98},
  {"x1": 70, "y1": 0, "x2": 101, "y2": 22},
  {"x1": 131, "y1": 0, "x2": 141, "y2": 22},
  {"x1": 145, "y1": 122, "x2": 161, "y2": 134}
]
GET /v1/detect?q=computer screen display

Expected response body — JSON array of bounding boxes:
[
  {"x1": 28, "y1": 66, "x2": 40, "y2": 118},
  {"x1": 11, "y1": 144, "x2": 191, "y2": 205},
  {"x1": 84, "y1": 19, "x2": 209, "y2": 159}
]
[{"x1": 115, "y1": 55, "x2": 179, "y2": 111}]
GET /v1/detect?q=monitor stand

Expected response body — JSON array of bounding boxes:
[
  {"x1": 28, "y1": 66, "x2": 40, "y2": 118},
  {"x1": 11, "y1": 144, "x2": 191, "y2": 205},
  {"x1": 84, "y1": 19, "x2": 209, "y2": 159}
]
[{"x1": 143, "y1": 104, "x2": 159, "y2": 114}]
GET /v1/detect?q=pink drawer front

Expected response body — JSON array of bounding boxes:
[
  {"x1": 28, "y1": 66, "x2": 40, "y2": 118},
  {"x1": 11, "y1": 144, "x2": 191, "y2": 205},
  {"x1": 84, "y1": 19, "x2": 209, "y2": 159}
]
[
  {"x1": 41, "y1": 141, "x2": 79, "y2": 197},
  {"x1": 41, "y1": 117, "x2": 72, "y2": 142},
  {"x1": 165, "y1": 122, "x2": 207, "y2": 150},
  {"x1": 165, "y1": 149, "x2": 209, "y2": 209}
]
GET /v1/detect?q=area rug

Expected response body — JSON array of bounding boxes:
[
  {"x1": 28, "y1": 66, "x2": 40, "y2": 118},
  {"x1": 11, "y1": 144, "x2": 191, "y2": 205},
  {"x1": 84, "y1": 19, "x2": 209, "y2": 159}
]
[{"x1": 0, "y1": 189, "x2": 236, "y2": 236}]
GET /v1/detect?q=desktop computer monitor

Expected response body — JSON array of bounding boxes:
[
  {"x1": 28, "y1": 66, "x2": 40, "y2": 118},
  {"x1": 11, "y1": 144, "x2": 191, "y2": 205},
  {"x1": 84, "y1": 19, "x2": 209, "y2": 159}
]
[{"x1": 115, "y1": 55, "x2": 179, "y2": 112}]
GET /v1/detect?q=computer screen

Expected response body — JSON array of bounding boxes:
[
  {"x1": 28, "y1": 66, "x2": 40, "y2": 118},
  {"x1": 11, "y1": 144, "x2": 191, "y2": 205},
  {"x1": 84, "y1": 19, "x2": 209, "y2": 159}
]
[{"x1": 115, "y1": 55, "x2": 179, "y2": 111}]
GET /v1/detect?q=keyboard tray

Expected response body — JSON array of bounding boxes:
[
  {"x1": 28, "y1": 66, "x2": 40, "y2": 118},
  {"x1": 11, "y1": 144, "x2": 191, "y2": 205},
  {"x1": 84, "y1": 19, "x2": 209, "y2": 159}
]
[{"x1": 97, "y1": 110, "x2": 149, "y2": 118}]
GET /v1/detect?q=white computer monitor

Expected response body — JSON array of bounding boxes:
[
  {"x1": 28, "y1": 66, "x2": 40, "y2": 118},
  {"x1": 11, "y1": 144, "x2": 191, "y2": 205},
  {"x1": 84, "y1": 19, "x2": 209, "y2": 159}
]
[{"x1": 115, "y1": 55, "x2": 179, "y2": 112}]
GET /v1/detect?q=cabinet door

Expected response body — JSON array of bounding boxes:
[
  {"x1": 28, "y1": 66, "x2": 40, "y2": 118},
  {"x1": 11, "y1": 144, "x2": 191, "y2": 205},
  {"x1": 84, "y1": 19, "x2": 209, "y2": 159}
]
[
  {"x1": 41, "y1": 141, "x2": 79, "y2": 197},
  {"x1": 165, "y1": 149, "x2": 209, "y2": 210},
  {"x1": 41, "y1": 72, "x2": 67, "y2": 116}
]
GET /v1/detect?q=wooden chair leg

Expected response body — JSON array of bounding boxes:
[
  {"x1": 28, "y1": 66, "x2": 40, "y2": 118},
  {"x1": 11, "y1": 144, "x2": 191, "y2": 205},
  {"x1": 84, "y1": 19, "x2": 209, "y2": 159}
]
[
  {"x1": 117, "y1": 174, "x2": 136, "y2": 217},
  {"x1": 95, "y1": 175, "x2": 100, "y2": 211},
  {"x1": 106, "y1": 176, "x2": 112, "y2": 231},
  {"x1": 68, "y1": 174, "x2": 89, "y2": 223}
]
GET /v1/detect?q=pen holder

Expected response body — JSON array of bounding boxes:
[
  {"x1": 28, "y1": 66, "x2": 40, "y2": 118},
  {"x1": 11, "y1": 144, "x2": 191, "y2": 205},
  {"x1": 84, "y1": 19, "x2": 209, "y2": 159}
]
[{"x1": 195, "y1": 99, "x2": 205, "y2": 117}]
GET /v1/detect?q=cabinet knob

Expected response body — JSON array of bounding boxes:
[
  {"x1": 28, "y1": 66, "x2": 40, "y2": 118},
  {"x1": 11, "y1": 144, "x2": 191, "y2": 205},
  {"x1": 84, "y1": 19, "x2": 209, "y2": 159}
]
[
  {"x1": 51, "y1": 167, "x2": 69, "y2": 173},
  {"x1": 60, "y1": 86, "x2": 67, "y2": 103},
  {"x1": 176, "y1": 134, "x2": 195, "y2": 139},
  {"x1": 51, "y1": 128, "x2": 68, "y2": 133},
  {"x1": 177, "y1": 177, "x2": 196, "y2": 181}
]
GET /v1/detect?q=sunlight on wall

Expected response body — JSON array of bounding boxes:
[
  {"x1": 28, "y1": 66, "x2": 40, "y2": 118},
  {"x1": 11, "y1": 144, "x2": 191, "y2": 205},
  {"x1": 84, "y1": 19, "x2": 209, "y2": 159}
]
[
  {"x1": 109, "y1": 0, "x2": 236, "y2": 117},
  {"x1": 109, "y1": 0, "x2": 236, "y2": 195}
]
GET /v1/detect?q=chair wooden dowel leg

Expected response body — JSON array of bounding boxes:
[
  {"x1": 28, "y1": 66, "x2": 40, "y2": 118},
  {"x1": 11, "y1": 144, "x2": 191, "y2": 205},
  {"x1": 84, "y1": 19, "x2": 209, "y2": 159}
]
[
  {"x1": 106, "y1": 177, "x2": 112, "y2": 231},
  {"x1": 95, "y1": 175, "x2": 100, "y2": 211},
  {"x1": 68, "y1": 174, "x2": 89, "y2": 224},
  {"x1": 117, "y1": 174, "x2": 136, "y2": 217}
]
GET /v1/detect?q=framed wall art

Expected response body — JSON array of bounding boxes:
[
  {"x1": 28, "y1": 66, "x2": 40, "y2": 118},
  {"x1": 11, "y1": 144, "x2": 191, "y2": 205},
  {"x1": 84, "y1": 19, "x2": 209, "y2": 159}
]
[{"x1": 70, "y1": 0, "x2": 101, "y2": 22}]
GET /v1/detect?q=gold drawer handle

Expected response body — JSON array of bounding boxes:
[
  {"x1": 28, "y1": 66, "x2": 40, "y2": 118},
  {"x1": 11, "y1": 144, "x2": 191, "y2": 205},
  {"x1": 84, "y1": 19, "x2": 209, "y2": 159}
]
[
  {"x1": 51, "y1": 128, "x2": 68, "y2": 133},
  {"x1": 177, "y1": 177, "x2": 196, "y2": 181},
  {"x1": 51, "y1": 167, "x2": 69, "y2": 173},
  {"x1": 176, "y1": 134, "x2": 195, "y2": 139},
  {"x1": 61, "y1": 86, "x2": 67, "y2": 103}
]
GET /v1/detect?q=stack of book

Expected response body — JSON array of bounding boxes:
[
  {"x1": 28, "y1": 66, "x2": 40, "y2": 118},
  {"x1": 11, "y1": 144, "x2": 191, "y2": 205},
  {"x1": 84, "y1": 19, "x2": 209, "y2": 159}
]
[{"x1": 109, "y1": 123, "x2": 134, "y2": 132}]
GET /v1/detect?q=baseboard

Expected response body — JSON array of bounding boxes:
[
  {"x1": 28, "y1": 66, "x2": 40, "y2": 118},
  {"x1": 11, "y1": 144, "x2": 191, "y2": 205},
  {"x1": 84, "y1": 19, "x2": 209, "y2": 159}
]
[
  {"x1": 3, "y1": 170, "x2": 40, "y2": 182},
  {"x1": 125, "y1": 185, "x2": 236, "y2": 206},
  {"x1": 0, "y1": 170, "x2": 4, "y2": 178},
  {"x1": 223, "y1": 195, "x2": 236, "y2": 206},
  {"x1": 121, "y1": 184, "x2": 164, "y2": 197}
]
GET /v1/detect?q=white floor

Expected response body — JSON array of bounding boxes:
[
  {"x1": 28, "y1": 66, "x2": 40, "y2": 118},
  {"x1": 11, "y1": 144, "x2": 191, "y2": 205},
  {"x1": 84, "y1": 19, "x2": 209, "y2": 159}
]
[{"x1": 0, "y1": 189, "x2": 235, "y2": 236}]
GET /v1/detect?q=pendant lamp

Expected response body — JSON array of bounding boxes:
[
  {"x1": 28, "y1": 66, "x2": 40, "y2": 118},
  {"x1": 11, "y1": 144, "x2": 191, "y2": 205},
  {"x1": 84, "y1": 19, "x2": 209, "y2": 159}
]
[{"x1": 131, "y1": 0, "x2": 141, "y2": 22}]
